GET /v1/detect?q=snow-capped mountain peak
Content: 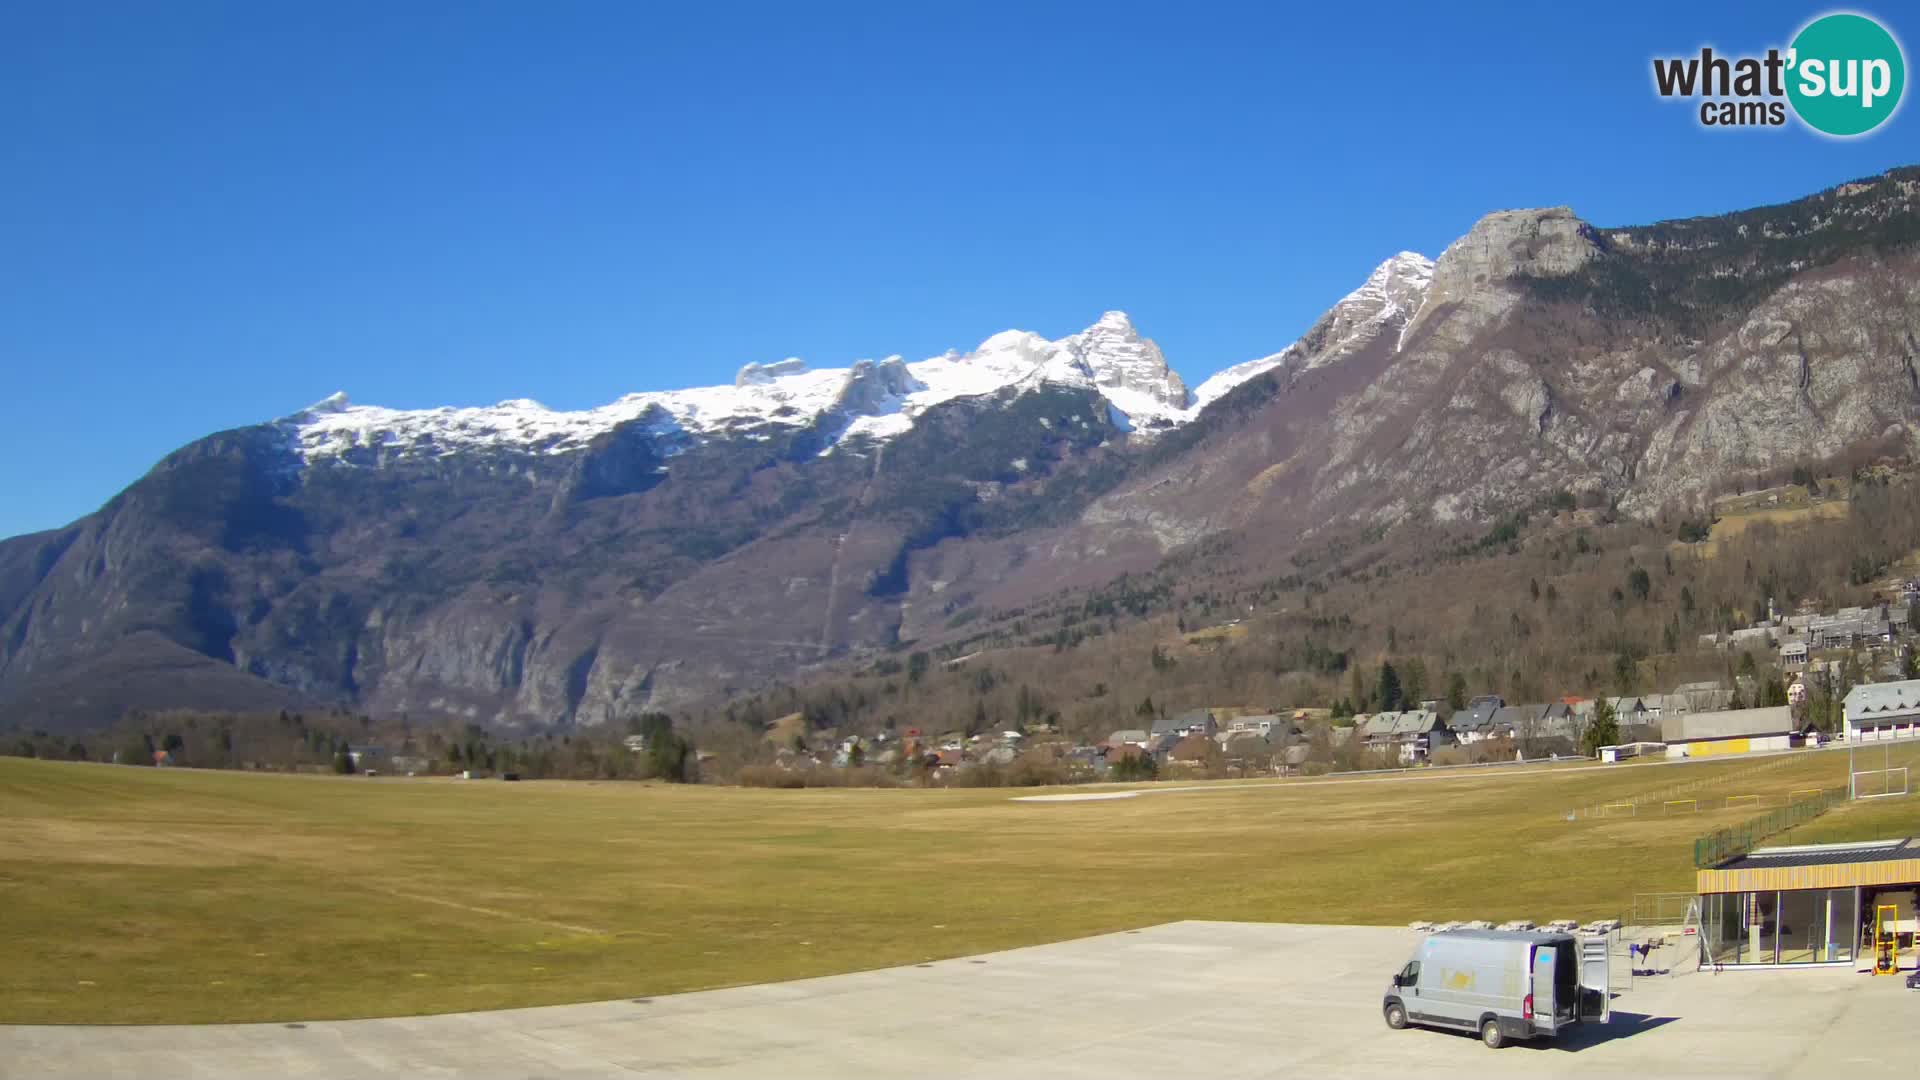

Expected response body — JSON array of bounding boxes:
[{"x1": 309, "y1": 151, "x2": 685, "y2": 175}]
[
  {"x1": 283, "y1": 313, "x2": 1192, "y2": 464},
  {"x1": 1188, "y1": 252, "x2": 1435, "y2": 409},
  {"x1": 281, "y1": 257, "x2": 1430, "y2": 467}
]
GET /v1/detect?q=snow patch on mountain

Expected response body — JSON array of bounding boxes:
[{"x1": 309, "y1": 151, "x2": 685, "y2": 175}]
[
  {"x1": 286, "y1": 313, "x2": 1196, "y2": 464},
  {"x1": 1188, "y1": 252, "x2": 1435, "y2": 411},
  {"x1": 282, "y1": 256, "x2": 1432, "y2": 466}
]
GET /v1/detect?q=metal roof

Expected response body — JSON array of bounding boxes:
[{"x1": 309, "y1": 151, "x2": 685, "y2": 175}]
[
  {"x1": 1659, "y1": 705, "x2": 1793, "y2": 743},
  {"x1": 1717, "y1": 838, "x2": 1914, "y2": 871},
  {"x1": 1844, "y1": 679, "x2": 1920, "y2": 719}
]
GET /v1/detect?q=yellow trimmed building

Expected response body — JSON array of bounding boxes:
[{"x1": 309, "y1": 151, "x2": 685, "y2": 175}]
[
  {"x1": 1660, "y1": 705, "x2": 1794, "y2": 759},
  {"x1": 1697, "y1": 839, "x2": 1920, "y2": 971}
]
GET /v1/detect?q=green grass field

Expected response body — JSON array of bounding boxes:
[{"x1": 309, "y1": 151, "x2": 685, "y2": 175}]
[{"x1": 2, "y1": 747, "x2": 1916, "y2": 1024}]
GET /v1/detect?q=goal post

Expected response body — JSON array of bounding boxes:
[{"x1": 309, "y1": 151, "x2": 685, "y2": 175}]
[
  {"x1": 1851, "y1": 767, "x2": 1910, "y2": 801},
  {"x1": 1789, "y1": 787, "x2": 1824, "y2": 803},
  {"x1": 1663, "y1": 799, "x2": 1697, "y2": 814},
  {"x1": 1600, "y1": 801, "x2": 1636, "y2": 818},
  {"x1": 1725, "y1": 794, "x2": 1762, "y2": 810}
]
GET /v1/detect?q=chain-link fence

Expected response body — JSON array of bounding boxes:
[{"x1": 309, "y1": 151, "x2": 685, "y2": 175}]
[{"x1": 1691, "y1": 785, "x2": 1847, "y2": 867}]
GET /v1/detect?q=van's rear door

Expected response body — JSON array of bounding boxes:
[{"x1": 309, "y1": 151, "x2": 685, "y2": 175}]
[
  {"x1": 1579, "y1": 936, "x2": 1611, "y2": 1023},
  {"x1": 1529, "y1": 945, "x2": 1559, "y2": 1034}
]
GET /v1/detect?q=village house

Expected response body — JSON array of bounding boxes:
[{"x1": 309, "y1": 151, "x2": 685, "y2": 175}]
[
  {"x1": 1153, "y1": 709, "x2": 1219, "y2": 740},
  {"x1": 1360, "y1": 709, "x2": 1451, "y2": 764},
  {"x1": 1843, "y1": 679, "x2": 1920, "y2": 742},
  {"x1": 1447, "y1": 699, "x2": 1505, "y2": 744},
  {"x1": 1167, "y1": 735, "x2": 1216, "y2": 768},
  {"x1": 1670, "y1": 681, "x2": 1734, "y2": 714},
  {"x1": 1225, "y1": 713, "x2": 1286, "y2": 737},
  {"x1": 1606, "y1": 696, "x2": 1650, "y2": 726}
]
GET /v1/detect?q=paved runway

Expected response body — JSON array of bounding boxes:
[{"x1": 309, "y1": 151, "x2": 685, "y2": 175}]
[{"x1": 3, "y1": 921, "x2": 1913, "y2": 1078}]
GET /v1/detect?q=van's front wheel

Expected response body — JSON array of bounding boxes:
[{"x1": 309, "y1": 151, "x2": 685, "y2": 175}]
[
  {"x1": 1480, "y1": 1018, "x2": 1506, "y2": 1049},
  {"x1": 1383, "y1": 1002, "x2": 1407, "y2": 1030}
]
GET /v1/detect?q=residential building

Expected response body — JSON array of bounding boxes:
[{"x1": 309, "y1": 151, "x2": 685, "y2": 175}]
[
  {"x1": 1106, "y1": 728, "x2": 1150, "y2": 749},
  {"x1": 1360, "y1": 709, "x2": 1451, "y2": 763},
  {"x1": 1447, "y1": 700, "x2": 1505, "y2": 744},
  {"x1": 1671, "y1": 681, "x2": 1734, "y2": 714},
  {"x1": 1221, "y1": 731, "x2": 1274, "y2": 761},
  {"x1": 1152, "y1": 709, "x2": 1218, "y2": 740},
  {"x1": 1226, "y1": 714, "x2": 1286, "y2": 737},
  {"x1": 1167, "y1": 736, "x2": 1216, "y2": 764},
  {"x1": 1811, "y1": 606, "x2": 1891, "y2": 650},
  {"x1": 1278, "y1": 743, "x2": 1313, "y2": 773},
  {"x1": 1779, "y1": 640, "x2": 1810, "y2": 667},
  {"x1": 1494, "y1": 704, "x2": 1579, "y2": 752},
  {"x1": 1606, "y1": 697, "x2": 1649, "y2": 725},
  {"x1": 1842, "y1": 679, "x2": 1920, "y2": 742}
]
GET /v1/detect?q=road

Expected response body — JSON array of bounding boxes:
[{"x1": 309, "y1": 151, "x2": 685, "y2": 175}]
[{"x1": 3, "y1": 921, "x2": 1913, "y2": 1078}]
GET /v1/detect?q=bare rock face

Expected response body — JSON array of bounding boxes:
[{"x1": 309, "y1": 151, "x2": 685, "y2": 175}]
[
  {"x1": 832, "y1": 356, "x2": 923, "y2": 417},
  {"x1": 1057, "y1": 311, "x2": 1191, "y2": 412},
  {"x1": 7, "y1": 167, "x2": 1920, "y2": 733},
  {"x1": 1061, "y1": 170, "x2": 1920, "y2": 558},
  {"x1": 1630, "y1": 265, "x2": 1920, "y2": 512},
  {"x1": 735, "y1": 358, "x2": 809, "y2": 386},
  {"x1": 1428, "y1": 206, "x2": 1602, "y2": 294}
]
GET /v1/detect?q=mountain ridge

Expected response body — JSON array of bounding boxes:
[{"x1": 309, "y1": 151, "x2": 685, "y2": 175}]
[
  {"x1": 5, "y1": 166, "x2": 1919, "y2": 735},
  {"x1": 279, "y1": 259, "x2": 1437, "y2": 470}
]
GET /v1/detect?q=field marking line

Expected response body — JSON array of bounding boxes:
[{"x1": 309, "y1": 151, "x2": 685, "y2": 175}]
[{"x1": 367, "y1": 887, "x2": 614, "y2": 937}]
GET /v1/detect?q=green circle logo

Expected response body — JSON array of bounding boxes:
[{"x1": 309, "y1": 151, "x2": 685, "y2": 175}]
[{"x1": 1787, "y1": 13, "x2": 1906, "y2": 136}]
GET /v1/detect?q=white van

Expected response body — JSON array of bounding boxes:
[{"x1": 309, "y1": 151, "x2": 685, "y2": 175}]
[{"x1": 1382, "y1": 929, "x2": 1610, "y2": 1048}]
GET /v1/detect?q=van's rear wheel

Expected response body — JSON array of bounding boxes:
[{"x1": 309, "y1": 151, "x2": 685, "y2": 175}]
[
  {"x1": 1480, "y1": 1018, "x2": 1506, "y2": 1049},
  {"x1": 1384, "y1": 1002, "x2": 1407, "y2": 1030}
]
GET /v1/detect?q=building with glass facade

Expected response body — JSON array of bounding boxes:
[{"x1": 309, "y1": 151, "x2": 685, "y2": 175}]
[{"x1": 1697, "y1": 839, "x2": 1920, "y2": 970}]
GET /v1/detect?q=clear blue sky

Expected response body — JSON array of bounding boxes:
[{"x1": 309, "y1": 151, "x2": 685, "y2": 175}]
[{"x1": 4, "y1": 1, "x2": 1917, "y2": 539}]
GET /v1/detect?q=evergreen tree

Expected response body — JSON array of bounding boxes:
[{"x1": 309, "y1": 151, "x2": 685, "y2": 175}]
[
  {"x1": 118, "y1": 733, "x2": 154, "y2": 766},
  {"x1": 648, "y1": 730, "x2": 694, "y2": 782},
  {"x1": 1581, "y1": 697, "x2": 1620, "y2": 757},
  {"x1": 1377, "y1": 662, "x2": 1404, "y2": 712}
]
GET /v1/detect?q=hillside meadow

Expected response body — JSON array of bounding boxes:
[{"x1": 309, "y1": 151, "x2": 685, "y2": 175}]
[{"x1": 1, "y1": 747, "x2": 1914, "y2": 1024}]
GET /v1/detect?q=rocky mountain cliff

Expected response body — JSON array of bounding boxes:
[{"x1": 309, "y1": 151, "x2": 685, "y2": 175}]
[{"x1": 6, "y1": 167, "x2": 1920, "y2": 733}]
